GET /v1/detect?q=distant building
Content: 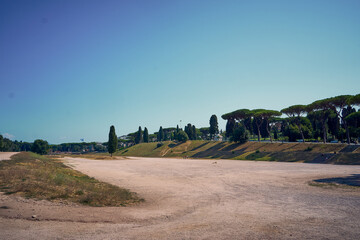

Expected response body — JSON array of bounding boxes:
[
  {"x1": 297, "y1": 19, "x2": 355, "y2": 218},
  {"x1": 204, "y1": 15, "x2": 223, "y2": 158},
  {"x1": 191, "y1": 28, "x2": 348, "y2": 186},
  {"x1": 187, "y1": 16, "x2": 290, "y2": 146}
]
[{"x1": 119, "y1": 135, "x2": 130, "y2": 140}]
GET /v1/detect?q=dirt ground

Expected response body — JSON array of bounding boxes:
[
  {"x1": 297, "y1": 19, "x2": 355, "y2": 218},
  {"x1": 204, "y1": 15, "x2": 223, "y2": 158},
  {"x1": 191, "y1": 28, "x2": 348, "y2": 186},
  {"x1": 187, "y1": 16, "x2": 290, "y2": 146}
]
[
  {"x1": 1, "y1": 153, "x2": 360, "y2": 239},
  {"x1": 0, "y1": 152, "x2": 17, "y2": 161}
]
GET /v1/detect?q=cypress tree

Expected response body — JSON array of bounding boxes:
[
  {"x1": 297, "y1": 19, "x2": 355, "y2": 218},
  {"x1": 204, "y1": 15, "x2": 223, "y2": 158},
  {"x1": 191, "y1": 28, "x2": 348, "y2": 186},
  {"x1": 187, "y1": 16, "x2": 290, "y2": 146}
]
[
  {"x1": 158, "y1": 126, "x2": 164, "y2": 142},
  {"x1": 108, "y1": 125, "x2": 117, "y2": 157},
  {"x1": 188, "y1": 123, "x2": 193, "y2": 139},
  {"x1": 135, "y1": 126, "x2": 143, "y2": 144},
  {"x1": 209, "y1": 114, "x2": 219, "y2": 140},
  {"x1": 192, "y1": 125, "x2": 197, "y2": 140},
  {"x1": 143, "y1": 127, "x2": 149, "y2": 143},
  {"x1": 225, "y1": 119, "x2": 235, "y2": 139}
]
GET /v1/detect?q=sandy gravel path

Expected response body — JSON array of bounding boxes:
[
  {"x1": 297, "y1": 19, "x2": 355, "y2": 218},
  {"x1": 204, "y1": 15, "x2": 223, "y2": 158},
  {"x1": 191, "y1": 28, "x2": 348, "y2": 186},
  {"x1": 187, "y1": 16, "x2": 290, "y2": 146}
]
[
  {"x1": 1, "y1": 157, "x2": 360, "y2": 239},
  {"x1": 0, "y1": 152, "x2": 17, "y2": 161}
]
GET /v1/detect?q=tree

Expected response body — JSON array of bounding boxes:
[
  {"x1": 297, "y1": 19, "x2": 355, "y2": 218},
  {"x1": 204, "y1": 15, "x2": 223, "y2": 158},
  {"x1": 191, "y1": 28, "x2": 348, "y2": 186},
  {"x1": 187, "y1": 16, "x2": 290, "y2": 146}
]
[
  {"x1": 185, "y1": 123, "x2": 196, "y2": 140},
  {"x1": 143, "y1": 127, "x2": 149, "y2": 143},
  {"x1": 177, "y1": 130, "x2": 189, "y2": 142},
  {"x1": 31, "y1": 139, "x2": 49, "y2": 155},
  {"x1": 0, "y1": 135, "x2": 3, "y2": 151},
  {"x1": 283, "y1": 117, "x2": 313, "y2": 142},
  {"x1": 327, "y1": 95, "x2": 353, "y2": 144},
  {"x1": 230, "y1": 123, "x2": 249, "y2": 143},
  {"x1": 349, "y1": 94, "x2": 360, "y2": 106},
  {"x1": 281, "y1": 105, "x2": 307, "y2": 142},
  {"x1": 157, "y1": 126, "x2": 164, "y2": 142},
  {"x1": 308, "y1": 99, "x2": 332, "y2": 143},
  {"x1": 251, "y1": 109, "x2": 266, "y2": 141},
  {"x1": 108, "y1": 125, "x2": 117, "y2": 156},
  {"x1": 199, "y1": 127, "x2": 210, "y2": 140},
  {"x1": 135, "y1": 126, "x2": 143, "y2": 144},
  {"x1": 327, "y1": 110, "x2": 340, "y2": 139},
  {"x1": 261, "y1": 110, "x2": 281, "y2": 142},
  {"x1": 209, "y1": 115, "x2": 219, "y2": 140},
  {"x1": 192, "y1": 125, "x2": 197, "y2": 140},
  {"x1": 222, "y1": 109, "x2": 252, "y2": 133},
  {"x1": 224, "y1": 118, "x2": 235, "y2": 139},
  {"x1": 345, "y1": 111, "x2": 360, "y2": 141}
]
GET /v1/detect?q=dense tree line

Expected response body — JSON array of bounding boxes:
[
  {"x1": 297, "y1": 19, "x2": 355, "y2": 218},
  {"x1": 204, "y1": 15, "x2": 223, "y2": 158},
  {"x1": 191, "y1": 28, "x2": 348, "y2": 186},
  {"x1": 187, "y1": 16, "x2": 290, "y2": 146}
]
[
  {"x1": 0, "y1": 135, "x2": 32, "y2": 152},
  {"x1": 0, "y1": 134, "x2": 107, "y2": 154},
  {"x1": 222, "y1": 94, "x2": 360, "y2": 144}
]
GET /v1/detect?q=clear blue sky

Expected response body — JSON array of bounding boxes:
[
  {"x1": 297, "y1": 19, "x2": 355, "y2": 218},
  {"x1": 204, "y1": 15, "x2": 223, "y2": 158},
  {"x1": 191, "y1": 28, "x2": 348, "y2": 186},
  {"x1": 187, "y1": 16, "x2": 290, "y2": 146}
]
[{"x1": 1, "y1": 0, "x2": 359, "y2": 144}]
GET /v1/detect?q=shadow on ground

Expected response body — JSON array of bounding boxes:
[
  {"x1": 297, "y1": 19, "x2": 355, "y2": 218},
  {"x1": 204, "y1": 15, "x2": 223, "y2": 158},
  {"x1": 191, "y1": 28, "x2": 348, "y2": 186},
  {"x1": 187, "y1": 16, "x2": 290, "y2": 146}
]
[{"x1": 314, "y1": 174, "x2": 360, "y2": 187}]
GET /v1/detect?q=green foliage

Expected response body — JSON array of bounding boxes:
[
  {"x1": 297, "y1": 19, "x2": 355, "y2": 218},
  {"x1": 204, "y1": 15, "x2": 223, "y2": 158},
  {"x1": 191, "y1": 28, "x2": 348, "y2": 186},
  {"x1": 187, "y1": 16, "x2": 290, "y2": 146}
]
[
  {"x1": 177, "y1": 130, "x2": 189, "y2": 142},
  {"x1": 185, "y1": 123, "x2": 197, "y2": 140},
  {"x1": 304, "y1": 146, "x2": 313, "y2": 152},
  {"x1": 51, "y1": 142, "x2": 106, "y2": 153},
  {"x1": 283, "y1": 118, "x2": 313, "y2": 142},
  {"x1": 0, "y1": 135, "x2": 3, "y2": 151},
  {"x1": 225, "y1": 119, "x2": 235, "y2": 138},
  {"x1": 31, "y1": 139, "x2": 49, "y2": 155},
  {"x1": 281, "y1": 105, "x2": 307, "y2": 117},
  {"x1": 345, "y1": 111, "x2": 360, "y2": 127},
  {"x1": 209, "y1": 114, "x2": 219, "y2": 139},
  {"x1": 192, "y1": 125, "x2": 197, "y2": 140},
  {"x1": 135, "y1": 126, "x2": 143, "y2": 144},
  {"x1": 230, "y1": 124, "x2": 249, "y2": 143},
  {"x1": 107, "y1": 125, "x2": 117, "y2": 156},
  {"x1": 349, "y1": 94, "x2": 360, "y2": 105},
  {"x1": 157, "y1": 126, "x2": 164, "y2": 142},
  {"x1": 143, "y1": 127, "x2": 149, "y2": 143},
  {"x1": 222, "y1": 109, "x2": 251, "y2": 121},
  {"x1": 199, "y1": 127, "x2": 209, "y2": 140}
]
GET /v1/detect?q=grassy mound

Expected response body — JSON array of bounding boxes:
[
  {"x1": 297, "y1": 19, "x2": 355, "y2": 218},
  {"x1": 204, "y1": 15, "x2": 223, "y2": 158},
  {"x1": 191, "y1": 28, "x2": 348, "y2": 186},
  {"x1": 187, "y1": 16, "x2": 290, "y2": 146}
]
[
  {"x1": 0, "y1": 152, "x2": 143, "y2": 206},
  {"x1": 116, "y1": 141, "x2": 360, "y2": 164}
]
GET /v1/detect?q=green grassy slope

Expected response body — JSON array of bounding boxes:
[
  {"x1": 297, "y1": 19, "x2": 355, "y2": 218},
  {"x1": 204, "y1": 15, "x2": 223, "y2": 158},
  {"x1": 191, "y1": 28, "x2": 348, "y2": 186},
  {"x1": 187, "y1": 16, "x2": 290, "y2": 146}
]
[{"x1": 117, "y1": 141, "x2": 360, "y2": 164}]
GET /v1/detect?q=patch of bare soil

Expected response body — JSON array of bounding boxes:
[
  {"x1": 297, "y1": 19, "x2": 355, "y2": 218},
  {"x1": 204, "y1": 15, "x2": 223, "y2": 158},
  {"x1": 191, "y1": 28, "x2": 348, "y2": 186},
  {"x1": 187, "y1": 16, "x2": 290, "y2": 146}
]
[
  {"x1": 1, "y1": 156, "x2": 360, "y2": 239},
  {"x1": 0, "y1": 152, "x2": 17, "y2": 161}
]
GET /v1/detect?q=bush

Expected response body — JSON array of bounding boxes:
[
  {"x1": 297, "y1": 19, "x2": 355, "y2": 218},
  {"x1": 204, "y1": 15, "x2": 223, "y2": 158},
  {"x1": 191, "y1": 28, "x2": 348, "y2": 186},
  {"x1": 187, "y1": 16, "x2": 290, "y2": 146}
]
[
  {"x1": 177, "y1": 130, "x2": 189, "y2": 142},
  {"x1": 31, "y1": 139, "x2": 49, "y2": 155},
  {"x1": 304, "y1": 146, "x2": 313, "y2": 152},
  {"x1": 230, "y1": 125, "x2": 249, "y2": 143},
  {"x1": 156, "y1": 142, "x2": 164, "y2": 148}
]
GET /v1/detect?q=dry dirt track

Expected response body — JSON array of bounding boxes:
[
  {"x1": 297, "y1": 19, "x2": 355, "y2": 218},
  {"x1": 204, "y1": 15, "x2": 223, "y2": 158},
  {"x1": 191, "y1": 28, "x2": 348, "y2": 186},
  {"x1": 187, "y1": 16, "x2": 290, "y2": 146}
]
[
  {"x1": 0, "y1": 152, "x2": 17, "y2": 161},
  {"x1": 1, "y1": 156, "x2": 360, "y2": 240}
]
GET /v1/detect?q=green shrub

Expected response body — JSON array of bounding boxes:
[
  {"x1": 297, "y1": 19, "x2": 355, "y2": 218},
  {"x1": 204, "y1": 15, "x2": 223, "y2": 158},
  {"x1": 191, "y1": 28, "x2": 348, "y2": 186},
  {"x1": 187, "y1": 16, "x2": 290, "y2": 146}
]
[{"x1": 177, "y1": 130, "x2": 189, "y2": 142}]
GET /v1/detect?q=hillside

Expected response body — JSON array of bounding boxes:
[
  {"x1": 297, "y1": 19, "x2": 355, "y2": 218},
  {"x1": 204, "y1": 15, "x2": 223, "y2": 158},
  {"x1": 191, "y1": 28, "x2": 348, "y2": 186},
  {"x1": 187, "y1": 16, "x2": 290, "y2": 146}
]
[{"x1": 117, "y1": 140, "x2": 360, "y2": 164}]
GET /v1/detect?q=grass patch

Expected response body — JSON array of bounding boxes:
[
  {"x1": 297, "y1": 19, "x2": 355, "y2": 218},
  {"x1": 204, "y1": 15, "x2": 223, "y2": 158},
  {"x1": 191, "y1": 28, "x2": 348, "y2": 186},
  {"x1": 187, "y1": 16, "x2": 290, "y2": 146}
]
[
  {"x1": 0, "y1": 152, "x2": 143, "y2": 206},
  {"x1": 308, "y1": 181, "x2": 359, "y2": 189},
  {"x1": 53, "y1": 153, "x2": 121, "y2": 160},
  {"x1": 304, "y1": 146, "x2": 313, "y2": 152},
  {"x1": 245, "y1": 152, "x2": 274, "y2": 161}
]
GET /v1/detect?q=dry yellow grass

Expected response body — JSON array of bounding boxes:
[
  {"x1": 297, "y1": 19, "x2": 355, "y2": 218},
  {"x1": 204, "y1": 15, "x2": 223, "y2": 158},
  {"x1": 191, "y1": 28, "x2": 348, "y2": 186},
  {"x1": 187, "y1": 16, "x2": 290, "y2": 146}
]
[{"x1": 0, "y1": 152, "x2": 142, "y2": 206}]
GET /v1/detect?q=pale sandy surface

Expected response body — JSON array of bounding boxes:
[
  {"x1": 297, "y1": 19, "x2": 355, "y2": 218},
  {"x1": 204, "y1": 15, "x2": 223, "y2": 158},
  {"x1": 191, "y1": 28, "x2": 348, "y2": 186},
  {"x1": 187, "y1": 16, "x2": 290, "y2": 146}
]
[
  {"x1": 1, "y1": 156, "x2": 360, "y2": 240},
  {"x1": 0, "y1": 152, "x2": 17, "y2": 161}
]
